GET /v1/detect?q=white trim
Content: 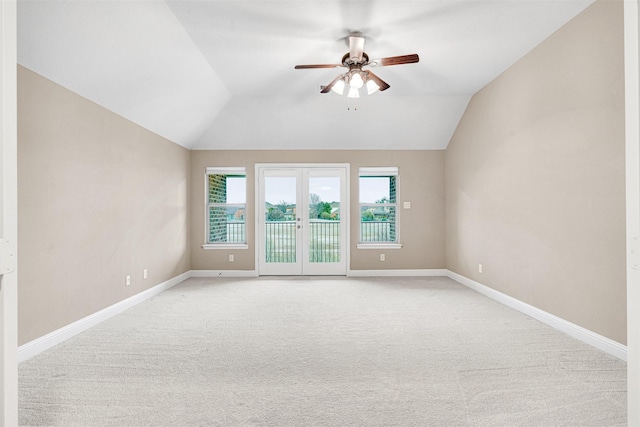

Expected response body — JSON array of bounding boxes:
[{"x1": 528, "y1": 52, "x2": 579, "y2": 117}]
[
  {"x1": 446, "y1": 270, "x2": 627, "y2": 361},
  {"x1": 189, "y1": 270, "x2": 259, "y2": 278},
  {"x1": 0, "y1": 0, "x2": 18, "y2": 424},
  {"x1": 347, "y1": 269, "x2": 447, "y2": 277},
  {"x1": 358, "y1": 166, "x2": 399, "y2": 176},
  {"x1": 625, "y1": 1, "x2": 640, "y2": 424},
  {"x1": 18, "y1": 271, "x2": 190, "y2": 363},
  {"x1": 255, "y1": 163, "x2": 350, "y2": 169},
  {"x1": 205, "y1": 166, "x2": 246, "y2": 174},
  {"x1": 201, "y1": 244, "x2": 249, "y2": 250},
  {"x1": 356, "y1": 243, "x2": 403, "y2": 250}
]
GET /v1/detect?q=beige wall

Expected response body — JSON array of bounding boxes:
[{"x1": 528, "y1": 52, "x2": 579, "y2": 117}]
[
  {"x1": 190, "y1": 150, "x2": 445, "y2": 272},
  {"x1": 18, "y1": 66, "x2": 191, "y2": 345},
  {"x1": 445, "y1": 1, "x2": 626, "y2": 344},
  {"x1": 16, "y1": 0, "x2": 626, "y2": 350}
]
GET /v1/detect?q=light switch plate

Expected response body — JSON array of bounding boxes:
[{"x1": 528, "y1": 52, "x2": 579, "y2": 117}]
[{"x1": 403, "y1": 202, "x2": 411, "y2": 209}]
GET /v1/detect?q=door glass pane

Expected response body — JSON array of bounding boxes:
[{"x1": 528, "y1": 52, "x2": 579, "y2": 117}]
[
  {"x1": 308, "y1": 176, "x2": 341, "y2": 263},
  {"x1": 264, "y1": 177, "x2": 296, "y2": 263}
]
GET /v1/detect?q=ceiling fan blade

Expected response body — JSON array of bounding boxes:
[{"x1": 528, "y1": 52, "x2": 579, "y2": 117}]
[
  {"x1": 369, "y1": 54, "x2": 419, "y2": 67},
  {"x1": 295, "y1": 64, "x2": 342, "y2": 69},
  {"x1": 320, "y1": 74, "x2": 345, "y2": 94},
  {"x1": 365, "y1": 70, "x2": 390, "y2": 92},
  {"x1": 349, "y1": 35, "x2": 365, "y2": 63}
]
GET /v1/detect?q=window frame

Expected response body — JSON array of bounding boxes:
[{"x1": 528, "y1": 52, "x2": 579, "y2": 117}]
[
  {"x1": 357, "y1": 167, "x2": 402, "y2": 249},
  {"x1": 202, "y1": 167, "x2": 248, "y2": 250}
]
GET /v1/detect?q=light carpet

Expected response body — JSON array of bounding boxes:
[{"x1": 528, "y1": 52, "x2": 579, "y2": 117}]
[{"x1": 19, "y1": 276, "x2": 627, "y2": 426}]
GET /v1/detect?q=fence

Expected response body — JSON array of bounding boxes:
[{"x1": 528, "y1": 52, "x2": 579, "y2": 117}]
[
  {"x1": 308, "y1": 220, "x2": 340, "y2": 263},
  {"x1": 360, "y1": 221, "x2": 392, "y2": 242},
  {"x1": 226, "y1": 222, "x2": 245, "y2": 242},
  {"x1": 263, "y1": 220, "x2": 342, "y2": 263},
  {"x1": 217, "y1": 220, "x2": 393, "y2": 262},
  {"x1": 265, "y1": 221, "x2": 297, "y2": 263},
  {"x1": 209, "y1": 221, "x2": 245, "y2": 243}
]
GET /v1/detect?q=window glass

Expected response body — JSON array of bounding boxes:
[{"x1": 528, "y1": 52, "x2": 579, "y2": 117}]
[
  {"x1": 359, "y1": 171, "x2": 398, "y2": 243},
  {"x1": 206, "y1": 170, "x2": 246, "y2": 244}
]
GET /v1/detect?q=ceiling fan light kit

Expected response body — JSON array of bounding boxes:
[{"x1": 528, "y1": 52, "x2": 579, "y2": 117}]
[
  {"x1": 349, "y1": 71, "x2": 364, "y2": 89},
  {"x1": 295, "y1": 34, "x2": 419, "y2": 99}
]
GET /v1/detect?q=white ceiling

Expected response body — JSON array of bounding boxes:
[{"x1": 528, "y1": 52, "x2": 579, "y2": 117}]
[{"x1": 17, "y1": 0, "x2": 594, "y2": 150}]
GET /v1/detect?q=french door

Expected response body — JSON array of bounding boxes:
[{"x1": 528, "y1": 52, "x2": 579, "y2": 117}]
[{"x1": 257, "y1": 165, "x2": 348, "y2": 275}]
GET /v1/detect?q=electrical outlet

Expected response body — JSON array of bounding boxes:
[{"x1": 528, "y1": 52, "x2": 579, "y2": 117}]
[
  {"x1": 229, "y1": 254, "x2": 234, "y2": 262},
  {"x1": 479, "y1": 264, "x2": 483, "y2": 273},
  {"x1": 380, "y1": 254, "x2": 385, "y2": 261},
  {"x1": 143, "y1": 269, "x2": 148, "y2": 279},
  {"x1": 126, "y1": 275, "x2": 131, "y2": 286}
]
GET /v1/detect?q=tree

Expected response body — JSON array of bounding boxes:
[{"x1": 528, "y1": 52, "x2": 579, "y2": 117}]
[
  {"x1": 317, "y1": 201, "x2": 332, "y2": 217},
  {"x1": 309, "y1": 193, "x2": 321, "y2": 206},
  {"x1": 267, "y1": 207, "x2": 284, "y2": 221},
  {"x1": 361, "y1": 210, "x2": 374, "y2": 221},
  {"x1": 309, "y1": 193, "x2": 321, "y2": 218},
  {"x1": 276, "y1": 200, "x2": 289, "y2": 213}
]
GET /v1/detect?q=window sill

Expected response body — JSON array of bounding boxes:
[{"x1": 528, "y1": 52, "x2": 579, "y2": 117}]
[
  {"x1": 202, "y1": 244, "x2": 249, "y2": 250},
  {"x1": 357, "y1": 243, "x2": 403, "y2": 250}
]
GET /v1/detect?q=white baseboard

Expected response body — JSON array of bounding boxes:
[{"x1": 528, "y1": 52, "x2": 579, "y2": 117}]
[
  {"x1": 20, "y1": 268, "x2": 626, "y2": 363},
  {"x1": 446, "y1": 270, "x2": 627, "y2": 361},
  {"x1": 189, "y1": 270, "x2": 258, "y2": 278},
  {"x1": 191, "y1": 270, "x2": 444, "y2": 278},
  {"x1": 348, "y1": 269, "x2": 447, "y2": 277},
  {"x1": 18, "y1": 271, "x2": 191, "y2": 363}
]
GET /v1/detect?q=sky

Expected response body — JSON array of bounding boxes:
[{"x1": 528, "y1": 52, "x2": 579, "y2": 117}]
[
  {"x1": 265, "y1": 177, "x2": 342, "y2": 205},
  {"x1": 262, "y1": 176, "x2": 389, "y2": 205},
  {"x1": 226, "y1": 176, "x2": 246, "y2": 204},
  {"x1": 227, "y1": 175, "x2": 390, "y2": 206}
]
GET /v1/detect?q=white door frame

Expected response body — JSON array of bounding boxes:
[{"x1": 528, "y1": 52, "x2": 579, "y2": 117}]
[
  {"x1": 624, "y1": 1, "x2": 640, "y2": 423},
  {"x1": 0, "y1": 0, "x2": 19, "y2": 424},
  {"x1": 255, "y1": 163, "x2": 350, "y2": 276}
]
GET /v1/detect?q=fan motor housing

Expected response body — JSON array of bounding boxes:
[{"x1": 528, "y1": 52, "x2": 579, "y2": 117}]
[{"x1": 342, "y1": 52, "x2": 369, "y2": 67}]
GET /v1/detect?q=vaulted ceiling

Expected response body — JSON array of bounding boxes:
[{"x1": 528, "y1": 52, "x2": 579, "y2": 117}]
[{"x1": 17, "y1": 0, "x2": 594, "y2": 150}]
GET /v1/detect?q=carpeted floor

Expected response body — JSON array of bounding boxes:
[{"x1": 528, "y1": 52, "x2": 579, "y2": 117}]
[{"x1": 19, "y1": 276, "x2": 627, "y2": 426}]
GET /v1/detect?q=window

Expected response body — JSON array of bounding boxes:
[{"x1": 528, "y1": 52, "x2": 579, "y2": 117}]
[
  {"x1": 204, "y1": 167, "x2": 247, "y2": 249},
  {"x1": 358, "y1": 167, "x2": 401, "y2": 248}
]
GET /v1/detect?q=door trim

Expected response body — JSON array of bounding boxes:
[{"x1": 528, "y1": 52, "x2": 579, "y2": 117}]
[
  {"x1": 255, "y1": 163, "x2": 350, "y2": 276},
  {"x1": 0, "y1": 1, "x2": 18, "y2": 424},
  {"x1": 624, "y1": 1, "x2": 640, "y2": 422}
]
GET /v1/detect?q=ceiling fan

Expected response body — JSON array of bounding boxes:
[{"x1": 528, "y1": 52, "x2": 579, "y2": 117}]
[{"x1": 294, "y1": 34, "x2": 419, "y2": 98}]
